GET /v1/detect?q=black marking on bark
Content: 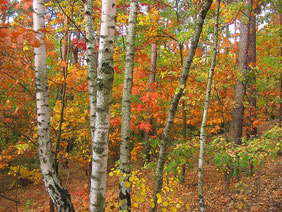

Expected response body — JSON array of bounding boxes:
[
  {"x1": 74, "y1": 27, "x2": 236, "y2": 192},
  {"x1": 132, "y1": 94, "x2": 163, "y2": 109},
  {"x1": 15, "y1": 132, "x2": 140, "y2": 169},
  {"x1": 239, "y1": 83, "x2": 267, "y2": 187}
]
[{"x1": 93, "y1": 146, "x2": 104, "y2": 154}]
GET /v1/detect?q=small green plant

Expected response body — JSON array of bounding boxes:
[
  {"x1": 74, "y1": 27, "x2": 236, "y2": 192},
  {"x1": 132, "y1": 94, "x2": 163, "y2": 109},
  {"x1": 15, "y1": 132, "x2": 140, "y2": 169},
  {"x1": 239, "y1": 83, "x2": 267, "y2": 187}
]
[
  {"x1": 166, "y1": 137, "x2": 198, "y2": 176},
  {"x1": 208, "y1": 125, "x2": 281, "y2": 178},
  {"x1": 24, "y1": 199, "x2": 33, "y2": 212}
]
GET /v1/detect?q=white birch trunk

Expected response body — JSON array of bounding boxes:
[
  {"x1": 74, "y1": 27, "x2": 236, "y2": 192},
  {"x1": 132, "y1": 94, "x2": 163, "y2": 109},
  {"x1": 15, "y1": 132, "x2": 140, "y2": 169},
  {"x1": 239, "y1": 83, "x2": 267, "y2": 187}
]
[
  {"x1": 149, "y1": 1, "x2": 213, "y2": 211},
  {"x1": 198, "y1": 0, "x2": 220, "y2": 211},
  {"x1": 90, "y1": 0, "x2": 116, "y2": 211},
  {"x1": 85, "y1": 0, "x2": 97, "y2": 188},
  {"x1": 33, "y1": 0, "x2": 74, "y2": 211},
  {"x1": 119, "y1": 1, "x2": 138, "y2": 211}
]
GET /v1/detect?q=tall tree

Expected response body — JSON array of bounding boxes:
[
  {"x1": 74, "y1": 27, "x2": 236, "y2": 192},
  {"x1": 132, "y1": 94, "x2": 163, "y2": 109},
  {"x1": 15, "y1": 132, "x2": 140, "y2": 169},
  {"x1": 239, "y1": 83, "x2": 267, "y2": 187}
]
[
  {"x1": 198, "y1": 0, "x2": 220, "y2": 211},
  {"x1": 149, "y1": 1, "x2": 213, "y2": 211},
  {"x1": 143, "y1": 42, "x2": 157, "y2": 165},
  {"x1": 247, "y1": 3, "x2": 257, "y2": 137},
  {"x1": 85, "y1": 0, "x2": 98, "y2": 193},
  {"x1": 279, "y1": 10, "x2": 282, "y2": 127},
  {"x1": 33, "y1": 0, "x2": 74, "y2": 211},
  {"x1": 229, "y1": 0, "x2": 252, "y2": 145},
  {"x1": 90, "y1": 0, "x2": 116, "y2": 211},
  {"x1": 119, "y1": 0, "x2": 138, "y2": 211}
]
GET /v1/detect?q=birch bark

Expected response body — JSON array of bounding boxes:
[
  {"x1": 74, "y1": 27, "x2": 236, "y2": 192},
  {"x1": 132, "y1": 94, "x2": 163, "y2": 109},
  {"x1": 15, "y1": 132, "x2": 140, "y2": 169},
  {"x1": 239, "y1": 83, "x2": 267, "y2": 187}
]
[
  {"x1": 119, "y1": 0, "x2": 138, "y2": 211},
  {"x1": 149, "y1": 1, "x2": 213, "y2": 211},
  {"x1": 198, "y1": 0, "x2": 220, "y2": 211},
  {"x1": 90, "y1": 0, "x2": 116, "y2": 211},
  {"x1": 33, "y1": 0, "x2": 74, "y2": 211},
  {"x1": 85, "y1": 0, "x2": 98, "y2": 198}
]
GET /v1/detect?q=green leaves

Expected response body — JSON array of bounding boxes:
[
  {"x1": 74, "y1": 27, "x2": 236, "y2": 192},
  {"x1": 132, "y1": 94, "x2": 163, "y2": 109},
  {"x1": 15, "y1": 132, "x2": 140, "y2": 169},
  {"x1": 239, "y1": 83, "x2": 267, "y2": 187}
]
[{"x1": 209, "y1": 126, "x2": 281, "y2": 177}]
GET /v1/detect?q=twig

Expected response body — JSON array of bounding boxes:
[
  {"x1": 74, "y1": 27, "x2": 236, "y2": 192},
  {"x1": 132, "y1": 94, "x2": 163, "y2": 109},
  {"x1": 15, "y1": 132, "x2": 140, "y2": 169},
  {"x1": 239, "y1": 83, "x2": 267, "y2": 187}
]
[
  {"x1": 53, "y1": 0, "x2": 87, "y2": 40},
  {"x1": 0, "y1": 70, "x2": 35, "y2": 99},
  {"x1": 0, "y1": 194, "x2": 21, "y2": 204}
]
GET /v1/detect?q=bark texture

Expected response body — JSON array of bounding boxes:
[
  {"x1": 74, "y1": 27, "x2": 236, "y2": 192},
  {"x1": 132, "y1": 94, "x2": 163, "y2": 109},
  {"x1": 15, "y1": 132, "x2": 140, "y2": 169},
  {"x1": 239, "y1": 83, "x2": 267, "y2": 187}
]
[
  {"x1": 85, "y1": 0, "x2": 98, "y2": 196},
  {"x1": 279, "y1": 13, "x2": 282, "y2": 127},
  {"x1": 90, "y1": 0, "x2": 116, "y2": 211},
  {"x1": 119, "y1": 0, "x2": 138, "y2": 211},
  {"x1": 198, "y1": 0, "x2": 220, "y2": 211},
  {"x1": 143, "y1": 42, "x2": 157, "y2": 164},
  {"x1": 247, "y1": 5, "x2": 257, "y2": 137},
  {"x1": 149, "y1": 1, "x2": 213, "y2": 211},
  {"x1": 229, "y1": 0, "x2": 252, "y2": 145},
  {"x1": 33, "y1": 0, "x2": 74, "y2": 211}
]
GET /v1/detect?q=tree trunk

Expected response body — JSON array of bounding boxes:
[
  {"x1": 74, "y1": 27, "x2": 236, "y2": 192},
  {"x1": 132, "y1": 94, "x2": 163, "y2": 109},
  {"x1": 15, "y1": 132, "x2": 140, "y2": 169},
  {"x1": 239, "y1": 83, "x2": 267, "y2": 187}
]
[
  {"x1": 119, "y1": 0, "x2": 138, "y2": 211},
  {"x1": 198, "y1": 0, "x2": 220, "y2": 211},
  {"x1": 247, "y1": 5, "x2": 257, "y2": 137},
  {"x1": 143, "y1": 42, "x2": 157, "y2": 165},
  {"x1": 33, "y1": 0, "x2": 74, "y2": 211},
  {"x1": 279, "y1": 13, "x2": 282, "y2": 127},
  {"x1": 180, "y1": 101, "x2": 186, "y2": 184},
  {"x1": 90, "y1": 0, "x2": 116, "y2": 211},
  {"x1": 229, "y1": 0, "x2": 252, "y2": 145},
  {"x1": 149, "y1": 1, "x2": 213, "y2": 211},
  {"x1": 85, "y1": 0, "x2": 98, "y2": 192}
]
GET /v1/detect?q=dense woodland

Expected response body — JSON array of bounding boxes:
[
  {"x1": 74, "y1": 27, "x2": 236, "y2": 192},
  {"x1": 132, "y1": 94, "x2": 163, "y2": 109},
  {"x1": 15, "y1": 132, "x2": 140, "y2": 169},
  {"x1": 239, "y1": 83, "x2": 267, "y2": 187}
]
[{"x1": 0, "y1": 0, "x2": 281, "y2": 211}]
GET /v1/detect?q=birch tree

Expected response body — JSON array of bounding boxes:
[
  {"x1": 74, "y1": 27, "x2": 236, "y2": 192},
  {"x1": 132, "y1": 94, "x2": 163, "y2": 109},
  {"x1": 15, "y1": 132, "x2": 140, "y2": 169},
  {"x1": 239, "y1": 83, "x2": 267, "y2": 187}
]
[
  {"x1": 229, "y1": 0, "x2": 252, "y2": 145},
  {"x1": 198, "y1": 0, "x2": 220, "y2": 211},
  {"x1": 33, "y1": 0, "x2": 74, "y2": 211},
  {"x1": 85, "y1": 0, "x2": 98, "y2": 191},
  {"x1": 119, "y1": 0, "x2": 138, "y2": 211},
  {"x1": 149, "y1": 1, "x2": 213, "y2": 211},
  {"x1": 90, "y1": 0, "x2": 116, "y2": 211}
]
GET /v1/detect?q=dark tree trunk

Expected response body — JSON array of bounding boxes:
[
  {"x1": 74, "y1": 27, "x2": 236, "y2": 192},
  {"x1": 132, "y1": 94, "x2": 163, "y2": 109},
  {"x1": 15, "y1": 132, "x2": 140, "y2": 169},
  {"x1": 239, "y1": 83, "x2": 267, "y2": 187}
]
[
  {"x1": 143, "y1": 42, "x2": 157, "y2": 165},
  {"x1": 229, "y1": 0, "x2": 252, "y2": 145},
  {"x1": 247, "y1": 6, "x2": 257, "y2": 137}
]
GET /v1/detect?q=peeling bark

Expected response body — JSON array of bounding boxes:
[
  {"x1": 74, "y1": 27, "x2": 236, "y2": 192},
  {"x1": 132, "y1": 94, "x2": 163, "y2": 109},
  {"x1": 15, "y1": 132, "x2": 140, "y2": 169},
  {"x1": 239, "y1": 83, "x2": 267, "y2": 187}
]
[
  {"x1": 90, "y1": 0, "x2": 116, "y2": 211},
  {"x1": 33, "y1": 0, "x2": 74, "y2": 211},
  {"x1": 198, "y1": 0, "x2": 220, "y2": 211},
  {"x1": 149, "y1": 1, "x2": 213, "y2": 211},
  {"x1": 119, "y1": 0, "x2": 138, "y2": 211}
]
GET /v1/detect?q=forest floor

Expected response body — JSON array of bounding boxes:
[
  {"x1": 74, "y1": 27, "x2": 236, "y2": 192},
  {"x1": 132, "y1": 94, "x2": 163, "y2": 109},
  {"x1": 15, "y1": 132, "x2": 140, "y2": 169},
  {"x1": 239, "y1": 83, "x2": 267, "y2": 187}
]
[{"x1": 0, "y1": 156, "x2": 281, "y2": 212}]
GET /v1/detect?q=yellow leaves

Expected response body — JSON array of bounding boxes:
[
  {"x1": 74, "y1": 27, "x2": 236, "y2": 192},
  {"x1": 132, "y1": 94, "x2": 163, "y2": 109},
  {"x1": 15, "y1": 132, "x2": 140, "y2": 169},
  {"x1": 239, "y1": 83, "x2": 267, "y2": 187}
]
[
  {"x1": 8, "y1": 166, "x2": 42, "y2": 184},
  {"x1": 163, "y1": 201, "x2": 169, "y2": 207},
  {"x1": 124, "y1": 181, "x2": 131, "y2": 188},
  {"x1": 16, "y1": 143, "x2": 29, "y2": 154},
  {"x1": 171, "y1": 206, "x2": 177, "y2": 212},
  {"x1": 156, "y1": 193, "x2": 161, "y2": 199}
]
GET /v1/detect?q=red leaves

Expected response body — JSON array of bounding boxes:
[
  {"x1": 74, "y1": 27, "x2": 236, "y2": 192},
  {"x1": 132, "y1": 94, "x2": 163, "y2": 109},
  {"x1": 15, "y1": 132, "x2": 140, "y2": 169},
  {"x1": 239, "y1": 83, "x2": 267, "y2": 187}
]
[
  {"x1": 73, "y1": 38, "x2": 86, "y2": 51},
  {"x1": 139, "y1": 121, "x2": 152, "y2": 133}
]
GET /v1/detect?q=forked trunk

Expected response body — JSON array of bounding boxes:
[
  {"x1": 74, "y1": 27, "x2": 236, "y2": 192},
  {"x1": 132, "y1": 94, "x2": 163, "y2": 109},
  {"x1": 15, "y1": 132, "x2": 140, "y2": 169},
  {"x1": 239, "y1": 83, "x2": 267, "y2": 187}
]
[{"x1": 33, "y1": 0, "x2": 74, "y2": 211}]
